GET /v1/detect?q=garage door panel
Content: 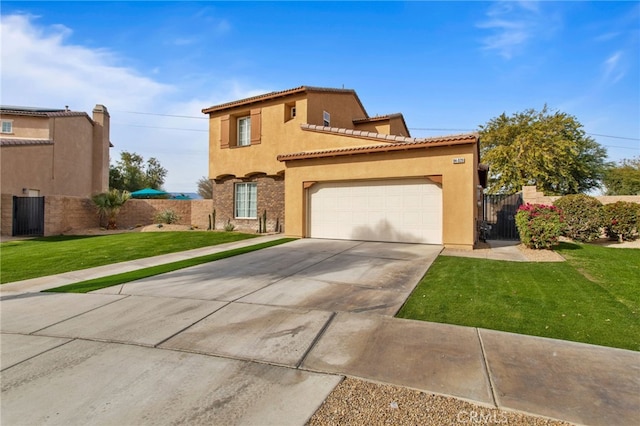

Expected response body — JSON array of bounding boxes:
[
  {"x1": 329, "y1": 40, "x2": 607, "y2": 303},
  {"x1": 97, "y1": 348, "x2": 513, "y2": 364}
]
[{"x1": 309, "y1": 179, "x2": 442, "y2": 244}]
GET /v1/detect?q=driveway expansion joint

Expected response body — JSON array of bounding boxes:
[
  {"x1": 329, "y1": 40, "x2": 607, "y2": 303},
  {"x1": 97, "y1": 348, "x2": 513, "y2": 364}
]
[
  {"x1": 296, "y1": 311, "x2": 337, "y2": 369},
  {"x1": 476, "y1": 327, "x2": 498, "y2": 408}
]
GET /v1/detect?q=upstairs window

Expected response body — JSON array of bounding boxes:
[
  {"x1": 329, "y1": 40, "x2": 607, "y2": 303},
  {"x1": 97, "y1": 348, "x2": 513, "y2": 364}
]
[
  {"x1": 1, "y1": 120, "x2": 13, "y2": 134},
  {"x1": 237, "y1": 116, "x2": 251, "y2": 146},
  {"x1": 235, "y1": 182, "x2": 257, "y2": 218},
  {"x1": 323, "y1": 111, "x2": 330, "y2": 127}
]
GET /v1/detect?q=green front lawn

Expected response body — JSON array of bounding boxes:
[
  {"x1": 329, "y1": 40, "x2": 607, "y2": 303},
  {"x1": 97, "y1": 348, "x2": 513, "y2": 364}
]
[
  {"x1": 1, "y1": 232, "x2": 257, "y2": 283},
  {"x1": 397, "y1": 243, "x2": 639, "y2": 351}
]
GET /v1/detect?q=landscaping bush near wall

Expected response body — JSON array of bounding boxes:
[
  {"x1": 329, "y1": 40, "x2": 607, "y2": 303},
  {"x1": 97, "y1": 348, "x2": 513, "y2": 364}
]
[
  {"x1": 604, "y1": 201, "x2": 640, "y2": 242},
  {"x1": 522, "y1": 186, "x2": 640, "y2": 243},
  {"x1": 515, "y1": 203, "x2": 564, "y2": 249},
  {"x1": 554, "y1": 194, "x2": 604, "y2": 242}
]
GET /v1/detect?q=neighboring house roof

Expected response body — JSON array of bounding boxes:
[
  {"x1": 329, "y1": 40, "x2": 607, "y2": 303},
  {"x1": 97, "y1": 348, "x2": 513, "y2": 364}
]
[
  {"x1": 202, "y1": 86, "x2": 368, "y2": 116},
  {"x1": 0, "y1": 138, "x2": 54, "y2": 146},
  {"x1": 0, "y1": 106, "x2": 92, "y2": 121},
  {"x1": 277, "y1": 132, "x2": 479, "y2": 162}
]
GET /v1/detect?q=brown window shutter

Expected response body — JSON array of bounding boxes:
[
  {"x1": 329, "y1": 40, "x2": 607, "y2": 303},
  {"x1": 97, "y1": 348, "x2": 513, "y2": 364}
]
[
  {"x1": 250, "y1": 109, "x2": 261, "y2": 145},
  {"x1": 220, "y1": 115, "x2": 230, "y2": 148}
]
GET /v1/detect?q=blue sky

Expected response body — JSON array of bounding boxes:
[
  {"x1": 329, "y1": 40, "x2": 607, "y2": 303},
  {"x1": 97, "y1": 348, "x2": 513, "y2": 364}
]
[{"x1": 2, "y1": 1, "x2": 638, "y2": 192}]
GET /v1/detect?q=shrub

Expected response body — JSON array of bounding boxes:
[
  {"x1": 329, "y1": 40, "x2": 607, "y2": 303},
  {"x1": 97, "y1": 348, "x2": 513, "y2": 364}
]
[
  {"x1": 224, "y1": 219, "x2": 235, "y2": 232},
  {"x1": 154, "y1": 209, "x2": 180, "y2": 224},
  {"x1": 515, "y1": 203, "x2": 564, "y2": 249},
  {"x1": 554, "y1": 194, "x2": 604, "y2": 242},
  {"x1": 603, "y1": 201, "x2": 640, "y2": 242}
]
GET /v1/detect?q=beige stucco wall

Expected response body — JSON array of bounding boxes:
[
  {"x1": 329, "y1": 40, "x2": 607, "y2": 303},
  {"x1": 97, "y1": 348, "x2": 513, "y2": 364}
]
[
  {"x1": 1, "y1": 108, "x2": 110, "y2": 199},
  {"x1": 1, "y1": 144, "x2": 56, "y2": 196},
  {"x1": 282, "y1": 143, "x2": 479, "y2": 250},
  {"x1": 205, "y1": 90, "x2": 481, "y2": 249},
  {"x1": 208, "y1": 91, "x2": 372, "y2": 179}
]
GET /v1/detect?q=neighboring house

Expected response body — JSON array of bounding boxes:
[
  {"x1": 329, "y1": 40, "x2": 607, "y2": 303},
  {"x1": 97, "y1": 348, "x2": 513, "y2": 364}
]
[
  {"x1": 203, "y1": 86, "x2": 486, "y2": 249},
  {"x1": 0, "y1": 104, "x2": 112, "y2": 198}
]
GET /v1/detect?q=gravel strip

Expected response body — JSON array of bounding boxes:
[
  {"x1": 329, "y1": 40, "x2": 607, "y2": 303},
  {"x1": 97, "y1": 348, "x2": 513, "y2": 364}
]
[{"x1": 307, "y1": 377, "x2": 574, "y2": 426}]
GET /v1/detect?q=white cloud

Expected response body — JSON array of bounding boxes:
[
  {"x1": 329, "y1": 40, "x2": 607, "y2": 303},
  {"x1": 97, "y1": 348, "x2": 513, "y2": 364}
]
[
  {"x1": 477, "y1": 1, "x2": 559, "y2": 59},
  {"x1": 602, "y1": 51, "x2": 626, "y2": 85},
  {"x1": 0, "y1": 14, "x2": 172, "y2": 112},
  {"x1": 0, "y1": 13, "x2": 274, "y2": 192}
]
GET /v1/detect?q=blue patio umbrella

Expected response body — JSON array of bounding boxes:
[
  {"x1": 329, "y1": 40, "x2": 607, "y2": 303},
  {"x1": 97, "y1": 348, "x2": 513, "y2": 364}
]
[{"x1": 130, "y1": 188, "x2": 169, "y2": 199}]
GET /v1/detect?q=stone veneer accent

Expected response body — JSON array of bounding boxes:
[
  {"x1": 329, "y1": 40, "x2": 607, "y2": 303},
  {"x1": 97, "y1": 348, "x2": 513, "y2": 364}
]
[{"x1": 212, "y1": 175, "x2": 284, "y2": 233}]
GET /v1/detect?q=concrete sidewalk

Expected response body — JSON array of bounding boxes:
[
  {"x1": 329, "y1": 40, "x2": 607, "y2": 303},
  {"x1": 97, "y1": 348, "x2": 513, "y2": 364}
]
[{"x1": 2, "y1": 238, "x2": 638, "y2": 425}]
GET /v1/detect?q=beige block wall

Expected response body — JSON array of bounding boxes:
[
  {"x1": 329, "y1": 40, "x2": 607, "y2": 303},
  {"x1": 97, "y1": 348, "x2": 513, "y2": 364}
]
[
  {"x1": 1, "y1": 194, "x2": 13, "y2": 236},
  {"x1": 1, "y1": 196, "x2": 215, "y2": 236},
  {"x1": 522, "y1": 186, "x2": 640, "y2": 206},
  {"x1": 282, "y1": 144, "x2": 479, "y2": 250},
  {"x1": 45, "y1": 196, "x2": 98, "y2": 235}
]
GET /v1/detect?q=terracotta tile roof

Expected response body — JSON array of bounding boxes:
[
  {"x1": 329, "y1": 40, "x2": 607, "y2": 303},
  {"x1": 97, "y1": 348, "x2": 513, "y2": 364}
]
[
  {"x1": 277, "y1": 132, "x2": 479, "y2": 162},
  {"x1": 301, "y1": 123, "x2": 422, "y2": 143},
  {"x1": 202, "y1": 86, "x2": 367, "y2": 115},
  {"x1": 0, "y1": 138, "x2": 54, "y2": 146},
  {"x1": 352, "y1": 113, "x2": 403, "y2": 123}
]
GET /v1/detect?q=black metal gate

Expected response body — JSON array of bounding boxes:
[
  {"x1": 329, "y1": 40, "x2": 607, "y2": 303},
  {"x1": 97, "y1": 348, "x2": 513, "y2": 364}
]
[
  {"x1": 13, "y1": 196, "x2": 45, "y2": 236},
  {"x1": 483, "y1": 193, "x2": 523, "y2": 240}
]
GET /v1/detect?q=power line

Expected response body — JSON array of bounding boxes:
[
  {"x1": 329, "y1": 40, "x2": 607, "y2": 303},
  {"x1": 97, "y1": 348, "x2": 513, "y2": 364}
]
[
  {"x1": 116, "y1": 123, "x2": 207, "y2": 132},
  {"x1": 587, "y1": 133, "x2": 639, "y2": 141},
  {"x1": 113, "y1": 110, "x2": 207, "y2": 119},
  {"x1": 409, "y1": 127, "x2": 639, "y2": 141}
]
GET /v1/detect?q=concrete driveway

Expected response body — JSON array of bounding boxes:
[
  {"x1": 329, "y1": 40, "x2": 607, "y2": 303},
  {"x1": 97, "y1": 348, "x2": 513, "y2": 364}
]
[
  {"x1": 1, "y1": 239, "x2": 441, "y2": 425},
  {"x1": 2, "y1": 238, "x2": 638, "y2": 425}
]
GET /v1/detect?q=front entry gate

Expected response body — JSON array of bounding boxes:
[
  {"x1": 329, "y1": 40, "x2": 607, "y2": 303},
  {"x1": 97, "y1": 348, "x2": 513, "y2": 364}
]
[
  {"x1": 13, "y1": 196, "x2": 45, "y2": 236},
  {"x1": 482, "y1": 193, "x2": 522, "y2": 240}
]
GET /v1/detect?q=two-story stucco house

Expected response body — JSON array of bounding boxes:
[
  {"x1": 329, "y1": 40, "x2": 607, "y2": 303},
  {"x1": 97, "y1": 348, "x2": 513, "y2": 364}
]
[
  {"x1": 0, "y1": 104, "x2": 112, "y2": 198},
  {"x1": 203, "y1": 86, "x2": 486, "y2": 249}
]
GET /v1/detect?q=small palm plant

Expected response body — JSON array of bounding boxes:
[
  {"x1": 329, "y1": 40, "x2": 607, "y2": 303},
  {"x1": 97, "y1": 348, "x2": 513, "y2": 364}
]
[{"x1": 92, "y1": 189, "x2": 131, "y2": 229}]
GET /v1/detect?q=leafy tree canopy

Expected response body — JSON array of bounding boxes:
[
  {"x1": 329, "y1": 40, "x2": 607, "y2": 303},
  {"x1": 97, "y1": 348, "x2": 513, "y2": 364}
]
[
  {"x1": 109, "y1": 151, "x2": 168, "y2": 192},
  {"x1": 479, "y1": 105, "x2": 610, "y2": 195},
  {"x1": 197, "y1": 176, "x2": 213, "y2": 199},
  {"x1": 602, "y1": 157, "x2": 640, "y2": 195}
]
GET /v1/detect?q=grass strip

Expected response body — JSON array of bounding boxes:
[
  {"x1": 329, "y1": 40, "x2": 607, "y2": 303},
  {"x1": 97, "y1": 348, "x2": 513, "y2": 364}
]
[
  {"x1": 44, "y1": 238, "x2": 296, "y2": 294},
  {"x1": 397, "y1": 243, "x2": 639, "y2": 351}
]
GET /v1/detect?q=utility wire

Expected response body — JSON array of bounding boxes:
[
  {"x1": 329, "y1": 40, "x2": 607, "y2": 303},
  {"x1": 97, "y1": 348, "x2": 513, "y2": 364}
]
[
  {"x1": 111, "y1": 111, "x2": 639, "y2": 143},
  {"x1": 113, "y1": 110, "x2": 208, "y2": 119}
]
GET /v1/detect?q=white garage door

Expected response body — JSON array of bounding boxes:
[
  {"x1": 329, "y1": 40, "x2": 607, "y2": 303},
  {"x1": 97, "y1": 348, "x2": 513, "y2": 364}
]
[{"x1": 309, "y1": 179, "x2": 442, "y2": 244}]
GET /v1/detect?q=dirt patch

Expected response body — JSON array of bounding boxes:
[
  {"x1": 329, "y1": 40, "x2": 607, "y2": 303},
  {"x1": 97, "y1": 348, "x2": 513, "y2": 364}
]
[
  {"x1": 517, "y1": 245, "x2": 566, "y2": 262},
  {"x1": 587, "y1": 238, "x2": 640, "y2": 249},
  {"x1": 139, "y1": 224, "x2": 206, "y2": 232}
]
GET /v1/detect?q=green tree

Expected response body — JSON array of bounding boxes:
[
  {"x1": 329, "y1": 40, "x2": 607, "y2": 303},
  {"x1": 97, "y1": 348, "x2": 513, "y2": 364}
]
[
  {"x1": 602, "y1": 157, "x2": 640, "y2": 195},
  {"x1": 92, "y1": 189, "x2": 131, "y2": 229},
  {"x1": 197, "y1": 176, "x2": 213, "y2": 199},
  {"x1": 109, "y1": 151, "x2": 168, "y2": 192},
  {"x1": 479, "y1": 106, "x2": 609, "y2": 195}
]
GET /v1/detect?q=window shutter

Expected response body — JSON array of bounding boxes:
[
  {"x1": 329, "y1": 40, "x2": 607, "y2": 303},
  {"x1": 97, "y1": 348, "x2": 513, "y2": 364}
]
[
  {"x1": 220, "y1": 115, "x2": 230, "y2": 149},
  {"x1": 250, "y1": 109, "x2": 261, "y2": 145}
]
